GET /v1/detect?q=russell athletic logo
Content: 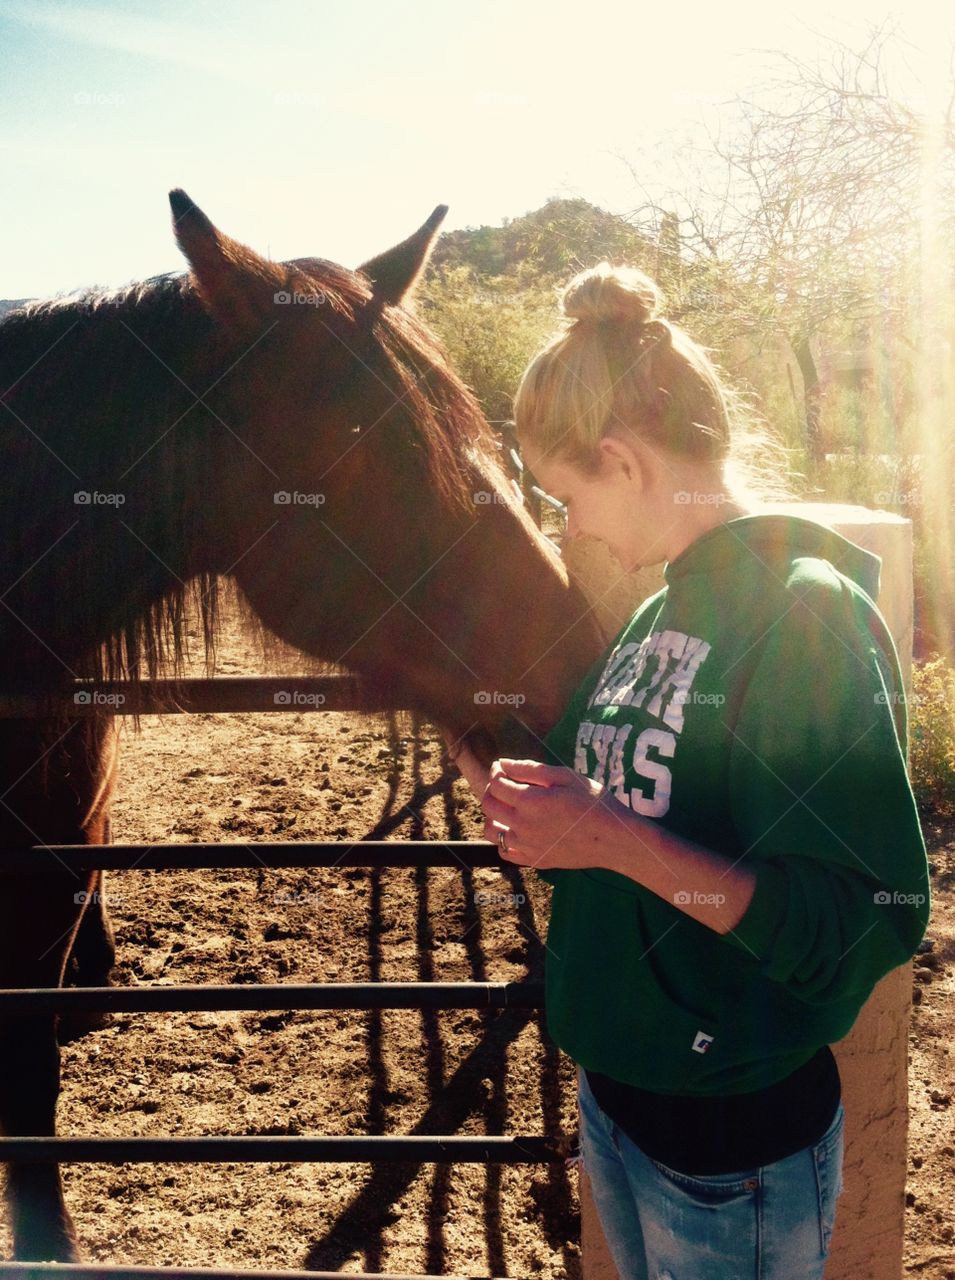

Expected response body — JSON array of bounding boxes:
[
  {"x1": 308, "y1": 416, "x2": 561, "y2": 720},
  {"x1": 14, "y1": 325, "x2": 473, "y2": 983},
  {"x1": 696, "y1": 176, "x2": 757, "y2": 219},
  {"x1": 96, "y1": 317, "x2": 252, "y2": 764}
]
[{"x1": 692, "y1": 1030, "x2": 715, "y2": 1054}]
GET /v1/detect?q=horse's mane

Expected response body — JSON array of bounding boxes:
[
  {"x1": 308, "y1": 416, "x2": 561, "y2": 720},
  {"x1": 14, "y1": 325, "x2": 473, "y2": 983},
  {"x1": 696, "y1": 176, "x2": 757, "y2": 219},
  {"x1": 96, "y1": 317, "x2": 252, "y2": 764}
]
[{"x1": 0, "y1": 262, "x2": 497, "y2": 695}]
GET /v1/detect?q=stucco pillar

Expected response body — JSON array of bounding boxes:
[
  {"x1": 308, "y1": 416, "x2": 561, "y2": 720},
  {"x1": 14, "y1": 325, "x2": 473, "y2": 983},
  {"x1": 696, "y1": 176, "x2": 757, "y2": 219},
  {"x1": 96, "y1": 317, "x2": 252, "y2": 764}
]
[{"x1": 564, "y1": 504, "x2": 915, "y2": 1280}]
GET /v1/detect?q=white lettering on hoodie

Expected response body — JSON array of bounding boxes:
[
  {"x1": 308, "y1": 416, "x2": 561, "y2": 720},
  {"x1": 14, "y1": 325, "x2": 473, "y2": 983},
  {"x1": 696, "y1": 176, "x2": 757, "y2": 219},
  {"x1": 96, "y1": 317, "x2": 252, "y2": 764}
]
[{"x1": 576, "y1": 629, "x2": 712, "y2": 817}]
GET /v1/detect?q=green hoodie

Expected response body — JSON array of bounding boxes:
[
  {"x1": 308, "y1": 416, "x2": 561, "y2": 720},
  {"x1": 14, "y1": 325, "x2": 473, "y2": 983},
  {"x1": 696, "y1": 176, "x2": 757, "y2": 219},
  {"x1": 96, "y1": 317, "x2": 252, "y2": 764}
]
[{"x1": 539, "y1": 514, "x2": 930, "y2": 1096}]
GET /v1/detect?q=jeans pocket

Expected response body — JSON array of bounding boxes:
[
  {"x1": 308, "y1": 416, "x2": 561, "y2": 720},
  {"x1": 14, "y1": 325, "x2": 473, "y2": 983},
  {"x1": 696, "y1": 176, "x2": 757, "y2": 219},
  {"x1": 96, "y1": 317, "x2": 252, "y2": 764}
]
[
  {"x1": 647, "y1": 1156, "x2": 760, "y2": 1204},
  {"x1": 813, "y1": 1101, "x2": 845, "y2": 1255}
]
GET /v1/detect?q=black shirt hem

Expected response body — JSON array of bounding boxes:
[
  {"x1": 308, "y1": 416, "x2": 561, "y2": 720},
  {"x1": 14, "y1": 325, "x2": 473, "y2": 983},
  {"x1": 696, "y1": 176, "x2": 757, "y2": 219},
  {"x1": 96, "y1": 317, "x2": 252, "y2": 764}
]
[{"x1": 585, "y1": 1044, "x2": 841, "y2": 1176}]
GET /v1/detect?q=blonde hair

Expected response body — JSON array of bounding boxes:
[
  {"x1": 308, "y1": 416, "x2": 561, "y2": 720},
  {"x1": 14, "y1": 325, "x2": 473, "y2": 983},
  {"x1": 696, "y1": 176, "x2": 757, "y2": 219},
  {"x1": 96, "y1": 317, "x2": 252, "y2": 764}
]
[{"x1": 515, "y1": 262, "x2": 731, "y2": 474}]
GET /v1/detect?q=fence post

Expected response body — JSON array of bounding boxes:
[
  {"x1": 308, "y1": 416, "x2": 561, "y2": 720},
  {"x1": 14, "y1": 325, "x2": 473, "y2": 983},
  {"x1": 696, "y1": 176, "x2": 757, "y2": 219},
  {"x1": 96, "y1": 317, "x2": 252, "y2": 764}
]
[{"x1": 562, "y1": 505, "x2": 915, "y2": 1280}]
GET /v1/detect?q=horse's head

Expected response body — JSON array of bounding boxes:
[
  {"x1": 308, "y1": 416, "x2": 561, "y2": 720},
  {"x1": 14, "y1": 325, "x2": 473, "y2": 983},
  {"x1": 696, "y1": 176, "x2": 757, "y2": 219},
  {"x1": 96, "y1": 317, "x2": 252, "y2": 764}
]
[{"x1": 170, "y1": 191, "x2": 606, "y2": 766}]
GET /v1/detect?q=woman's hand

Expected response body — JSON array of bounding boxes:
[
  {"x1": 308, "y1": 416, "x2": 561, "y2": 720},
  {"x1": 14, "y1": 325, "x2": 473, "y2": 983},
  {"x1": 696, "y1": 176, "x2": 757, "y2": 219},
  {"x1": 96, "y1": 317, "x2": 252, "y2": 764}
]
[
  {"x1": 480, "y1": 758, "x2": 616, "y2": 872},
  {"x1": 446, "y1": 737, "x2": 757, "y2": 930},
  {"x1": 443, "y1": 732, "x2": 623, "y2": 873}
]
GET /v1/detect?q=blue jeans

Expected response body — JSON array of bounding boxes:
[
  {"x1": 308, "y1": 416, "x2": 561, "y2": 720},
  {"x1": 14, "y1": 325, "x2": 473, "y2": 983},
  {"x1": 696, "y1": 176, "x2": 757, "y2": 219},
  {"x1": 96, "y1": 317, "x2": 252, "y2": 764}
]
[{"x1": 577, "y1": 1067, "x2": 845, "y2": 1280}]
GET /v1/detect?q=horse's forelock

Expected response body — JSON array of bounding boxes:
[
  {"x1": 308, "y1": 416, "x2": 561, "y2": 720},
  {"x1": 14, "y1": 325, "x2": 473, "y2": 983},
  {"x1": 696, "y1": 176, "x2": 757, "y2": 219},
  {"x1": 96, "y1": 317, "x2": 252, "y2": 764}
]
[{"x1": 282, "y1": 257, "x2": 371, "y2": 319}]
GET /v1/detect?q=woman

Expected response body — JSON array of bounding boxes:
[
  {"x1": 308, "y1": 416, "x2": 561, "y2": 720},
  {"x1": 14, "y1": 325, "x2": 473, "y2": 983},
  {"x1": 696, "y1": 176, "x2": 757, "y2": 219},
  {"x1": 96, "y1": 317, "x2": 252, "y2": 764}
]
[{"x1": 446, "y1": 263, "x2": 930, "y2": 1280}]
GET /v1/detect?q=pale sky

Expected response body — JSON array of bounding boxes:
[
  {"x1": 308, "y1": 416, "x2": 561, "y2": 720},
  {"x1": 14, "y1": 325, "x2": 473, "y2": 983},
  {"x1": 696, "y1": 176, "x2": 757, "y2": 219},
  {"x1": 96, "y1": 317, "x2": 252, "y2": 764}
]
[{"x1": 2, "y1": 0, "x2": 953, "y2": 298}]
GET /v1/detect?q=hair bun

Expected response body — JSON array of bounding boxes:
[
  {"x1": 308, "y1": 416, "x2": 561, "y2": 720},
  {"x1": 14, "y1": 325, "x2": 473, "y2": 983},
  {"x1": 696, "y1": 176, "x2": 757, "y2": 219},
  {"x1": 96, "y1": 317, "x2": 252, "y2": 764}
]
[{"x1": 561, "y1": 262, "x2": 662, "y2": 326}]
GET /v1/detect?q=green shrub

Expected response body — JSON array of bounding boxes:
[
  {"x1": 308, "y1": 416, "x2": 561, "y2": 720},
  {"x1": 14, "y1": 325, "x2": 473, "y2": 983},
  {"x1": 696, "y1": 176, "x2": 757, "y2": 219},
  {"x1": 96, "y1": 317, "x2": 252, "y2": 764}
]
[
  {"x1": 418, "y1": 266, "x2": 557, "y2": 423},
  {"x1": 909, "y1": 655, "x2": 955, "y2": 815},
  {"x1": 807, "y1": 451, "x2": 922, "y2": 514}
]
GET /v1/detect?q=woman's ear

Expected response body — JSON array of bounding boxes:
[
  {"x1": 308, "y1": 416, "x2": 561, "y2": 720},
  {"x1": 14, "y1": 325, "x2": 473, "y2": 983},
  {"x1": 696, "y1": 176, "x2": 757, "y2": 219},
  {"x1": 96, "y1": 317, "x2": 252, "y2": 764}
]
[{"x1": 598, "y1": 434, "x2": 644, "y2": 488}]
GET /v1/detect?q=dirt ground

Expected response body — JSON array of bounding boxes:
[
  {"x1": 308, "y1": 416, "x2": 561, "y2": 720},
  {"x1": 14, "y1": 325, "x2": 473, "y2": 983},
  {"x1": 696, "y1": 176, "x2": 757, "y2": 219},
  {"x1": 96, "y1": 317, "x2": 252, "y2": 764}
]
[
  {"x1": 905, "y1": 811, "x2": 955, "y2": 1280},
  {"x1": 1, "y1": 594, "x2": 952, "y2": 1278}
]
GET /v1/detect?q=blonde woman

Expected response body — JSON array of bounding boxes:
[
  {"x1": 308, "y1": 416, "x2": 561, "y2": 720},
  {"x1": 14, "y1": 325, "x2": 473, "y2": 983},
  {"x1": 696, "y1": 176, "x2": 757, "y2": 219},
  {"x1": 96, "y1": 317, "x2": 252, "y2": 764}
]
[{"x1": 447, "y1": 264, "x2": 929, "y2": 1280}]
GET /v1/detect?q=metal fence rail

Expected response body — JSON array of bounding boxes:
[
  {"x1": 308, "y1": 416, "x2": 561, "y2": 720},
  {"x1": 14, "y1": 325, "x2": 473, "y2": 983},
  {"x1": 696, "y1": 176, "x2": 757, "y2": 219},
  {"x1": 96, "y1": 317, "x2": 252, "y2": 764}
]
[
  {"x1": 2, "y1": 1265, "x2": 510, "y2": 1280},
  {"x1": 0, "y1": 840, "x2": 502, "y2": 874},
  {"x1": 0, "y1": 1136, "x2": 566, "y2": 1164},
  {"x1": 0, "y1": 654, "x2": 567, "y2": 1278},
  {"x1": 0, "y1": 981, "x2": 544, "y2": 1014}
]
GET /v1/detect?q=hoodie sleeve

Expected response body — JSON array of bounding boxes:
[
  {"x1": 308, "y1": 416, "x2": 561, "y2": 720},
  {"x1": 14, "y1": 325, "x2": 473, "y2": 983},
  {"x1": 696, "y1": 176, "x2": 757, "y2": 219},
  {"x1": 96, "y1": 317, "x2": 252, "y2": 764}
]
[{"x1": 722, "y1": 571, "x2": 930, "y2": 1005}]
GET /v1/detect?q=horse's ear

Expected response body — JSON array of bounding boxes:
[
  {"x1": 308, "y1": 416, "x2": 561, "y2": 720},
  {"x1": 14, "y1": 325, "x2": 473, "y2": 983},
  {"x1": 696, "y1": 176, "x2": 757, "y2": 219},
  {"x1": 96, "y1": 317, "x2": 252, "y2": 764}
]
[
  {"x1": 169, "y1": 188, "x2": 284, "y2": 333},
  {"x1": 358, "y1": 205, "x2": 448, "y2": 306}
]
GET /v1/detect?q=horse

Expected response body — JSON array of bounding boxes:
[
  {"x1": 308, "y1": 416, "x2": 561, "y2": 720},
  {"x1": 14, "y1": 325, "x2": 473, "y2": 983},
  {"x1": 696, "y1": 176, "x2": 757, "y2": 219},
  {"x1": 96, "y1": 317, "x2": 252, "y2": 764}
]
[{"x1": 0, "y1": 190, "x2": 606, "y2": 1262}]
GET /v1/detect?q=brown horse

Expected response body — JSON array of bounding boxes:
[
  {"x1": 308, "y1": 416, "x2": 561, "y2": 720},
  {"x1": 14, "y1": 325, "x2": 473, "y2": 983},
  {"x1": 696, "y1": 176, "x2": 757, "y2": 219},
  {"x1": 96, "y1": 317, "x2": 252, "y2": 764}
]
[{"x1": 0, "y1": 192, "x2": 605, "y2": 1261}]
